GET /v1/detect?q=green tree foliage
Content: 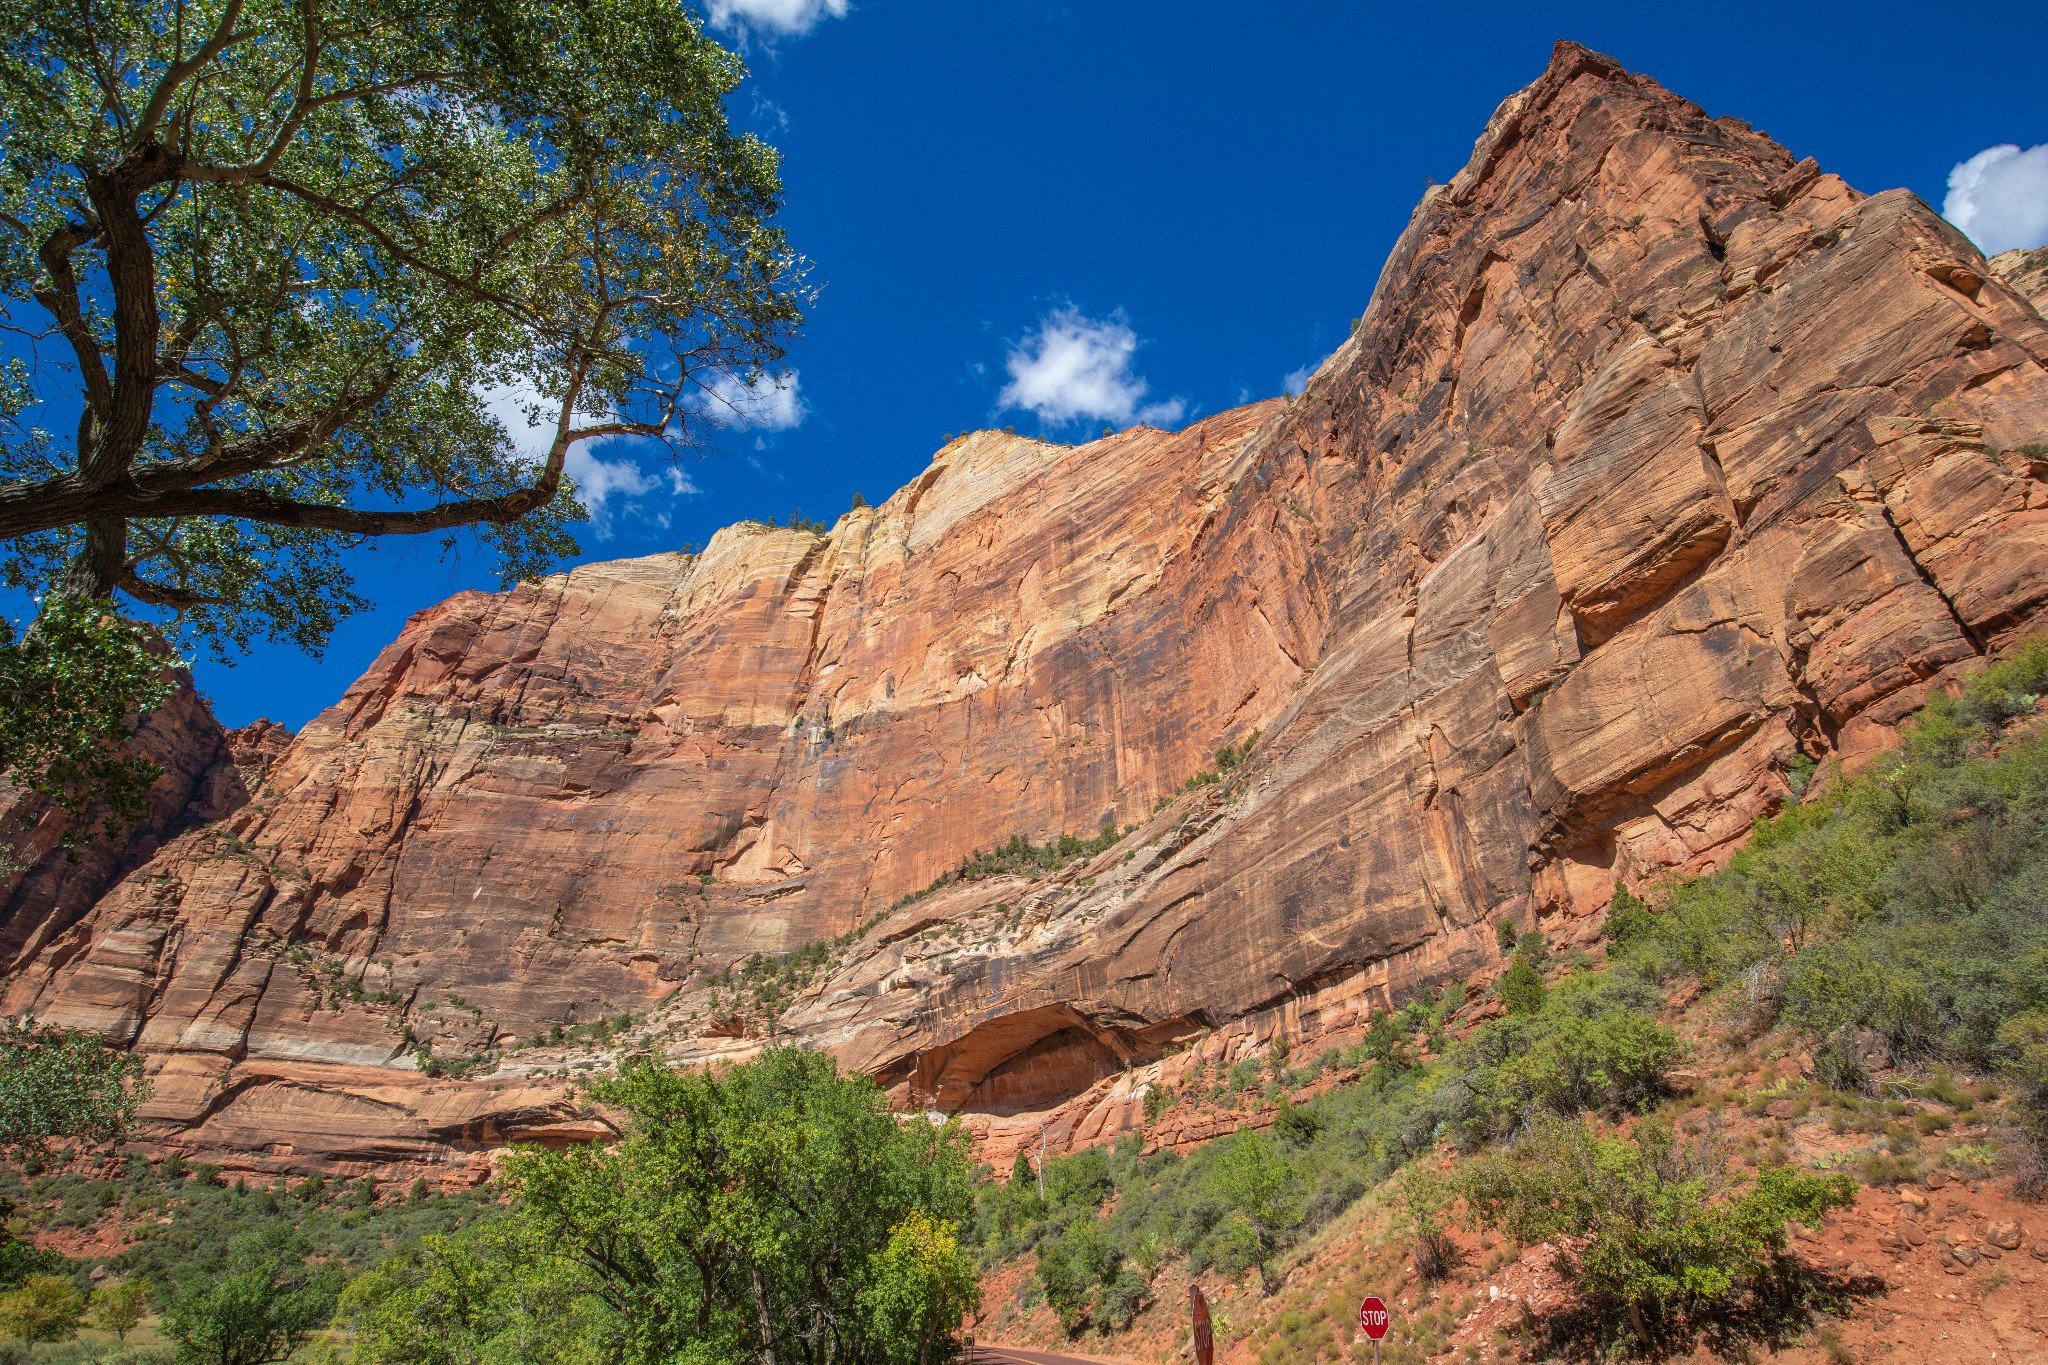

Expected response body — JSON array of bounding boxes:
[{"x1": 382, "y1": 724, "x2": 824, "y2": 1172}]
[
  {"x1": 0, "y1": 1227, "x2": 59, "y2": 1295},
  {"x1": 87, "y1": 1277, "x2": 153, "y2": 1342},
  {"x1": 857, "y1": 1211, "x2": 982, "y2": 1365},
  {"x1": 0, "y1": 0, "x2": 805, "y2": 616},
  {"x1": 333, "y1": 1223, "x2": 602, "y2": 1365},
  {"x1": 346, "y1": 1048, "x2": 977, "y2": 1365},
  {"x1": 0, "y1": 0, "x2": 807, "y2": 812},
  {"x1": 0, "y1": 1017, "x2": 148, "y2": 1155},
  {"x1": 0, "y1": 597, "x2": 176, "y2": 858},
  {"x1": 1202, "y1": 1133, "x2": 1301, "y2": 1286},
  {"x1": 0, "y1": 1272, "x2": 85, "y2": 1343},
  {"x1": 162, "y1": 1238, "x2": 341, "y2": 1365},
  {"x1": 1458, "y1": 1117, "x2": 1854, "y2": 1344}
]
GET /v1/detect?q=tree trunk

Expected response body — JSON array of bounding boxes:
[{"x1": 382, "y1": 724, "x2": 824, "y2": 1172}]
[
  {"x1": 750, "y1": 1263, "x2": 780, "y2": 1365},
  {"x1": 61, "y1": 517, "x2": 126, "y2": 600}
]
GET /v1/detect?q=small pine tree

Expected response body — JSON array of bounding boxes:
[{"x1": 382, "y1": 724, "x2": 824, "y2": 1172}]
[{"x1": 1496, "y1": 958, "x2": 1547, "y2": 1016}]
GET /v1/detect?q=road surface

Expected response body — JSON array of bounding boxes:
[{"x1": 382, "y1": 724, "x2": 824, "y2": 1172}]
[{"x1": 966, "y1": 1345, "x2": 1137, "y2": 1365}]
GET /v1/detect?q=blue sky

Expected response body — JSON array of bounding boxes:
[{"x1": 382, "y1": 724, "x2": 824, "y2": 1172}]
[{"x1": 67, "y1": 3, "x2": 2048, "y2": 727}]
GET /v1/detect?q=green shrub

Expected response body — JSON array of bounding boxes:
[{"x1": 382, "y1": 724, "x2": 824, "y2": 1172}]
[
  {"x1": 1604, "y1": 888, "x2": 1654, "y2": 945},
  {"x1": 968, "y1": 965, "x2": 1679, "y2": 1294},
  {"x1": 1096, "y1": 1265, "x2": 1148, "y2": 1331},
  {"x1": 1142, "y1": 1084, "x2": 1172, "y2": 1123},
  {"x1": 1034, "y1": 1218, "x2": 1131, "y2": 1335},
  {"x1": 1495, "y1": 958, "x2": 1547, "y2": 1016},
  {"x1": 1490, "y1": 1008, "x2": 1680, "y2": 1119},
  {"x1": 1458, "y1": 1118, "x2": 1854, "y2": 1344}
]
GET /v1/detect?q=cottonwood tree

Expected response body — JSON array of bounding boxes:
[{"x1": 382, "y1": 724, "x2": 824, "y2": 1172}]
[
  {"x1": 164, "y1": 1243, "x2": 342, "y2": 1365},
  {"x1": 0, "y1": 0, "x2": 806, "y2": 813},
  {"x1": 0, "y1": 1015, "x2": 149, "y2": 1154},
  {"x1": 340, "y1": 1049, "x2": 981, "y2": 1365}
]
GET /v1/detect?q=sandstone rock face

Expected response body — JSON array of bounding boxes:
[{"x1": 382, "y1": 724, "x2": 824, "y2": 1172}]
[
  {"x1": 1, "y1": 677, "x2": 271, "y2": 978},
  {"x1": 1993, "y1": 247, "x2": 2048, "y2": 314},
  {"x1": 4, "y1": 410, "x2": 1319, "y2": 1169},
  {"x1": 5, "y1": 42, "x2": 2046, "y2": 1172}
]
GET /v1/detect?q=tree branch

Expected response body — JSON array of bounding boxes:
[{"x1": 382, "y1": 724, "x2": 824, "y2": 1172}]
[
  {"x1": 164, "y1": 167, "x2": 549, "y2": 330},
  {"x1": 80, "y1": 144, "x2": 187, "y2": 488},
  {"x1": 32, "y1": 221, "x2": 112, "y2": 419},
  {"x1": 115, "y1": 567, "x2": 226, "y2": 609},
  {"x1": 0, "y1": 369, "x2": 614, "y2": 542},
  {"x1": 133, "y1": 0, "x2": 252, "y2": 142}
]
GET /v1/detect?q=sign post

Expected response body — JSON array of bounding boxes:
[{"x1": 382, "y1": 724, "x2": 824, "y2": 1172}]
[
  {"x1": 1359, "y1": 1295, "x2": 1391, "y2": 1364},
  {"x1": 1191, "y1": 1285, "x2": 1213, "y2": 1365}
]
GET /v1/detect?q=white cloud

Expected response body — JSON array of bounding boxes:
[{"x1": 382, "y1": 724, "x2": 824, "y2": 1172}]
[
  {"x1": 1943, "y1": 143, "x2": 2048, "y2": 256},
  {"x1": 706, "y1": 0, "x2": 849, "y2": 39},
  {"x1": 481, "y1": 382, "x2": 692, "y2": 538},
  {"x1": 997, "y1": 306, "x2": 1185, "y2": 429},
  {"x1": 751, "y1": 91, "x2": 790, "y2": 131},
  {"x1": 696, "y1": 369, "x2": 808, "y2": 431},
  {"x1": 1283, "y1": 363, "x2": 1316, "y2": 396}
]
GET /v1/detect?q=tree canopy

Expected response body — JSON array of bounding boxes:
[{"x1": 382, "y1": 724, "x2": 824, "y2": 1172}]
[
  {"x1": 0, "y1": 1015, "x2": 149, "y2": 1155},
  {"x1": 336, "y1": 1047, "x2": 981, "y2": 1365},
  {"x1": 0, "y1": 0, "x2": 806, "y2": 647},
  {"x1": 163, "y1": 1229, "x2": 344, "y2": 1365},
  {"x1": 0, "y1": 594, "x2": 175, "y2": 854}
]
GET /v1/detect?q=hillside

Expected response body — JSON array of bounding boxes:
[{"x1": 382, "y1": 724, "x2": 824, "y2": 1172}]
[
  {"x1": 964, "y1": 645, "x2": 2048, "y2": 1361},
  {"x1": 3, "y1": 40, "x2": 2047, "y2": 1180}
]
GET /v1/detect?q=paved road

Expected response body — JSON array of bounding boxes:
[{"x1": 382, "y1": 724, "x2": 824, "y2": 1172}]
[{"x1": 965, "y1": 1345, "x2": 1136, "y2": 1365}]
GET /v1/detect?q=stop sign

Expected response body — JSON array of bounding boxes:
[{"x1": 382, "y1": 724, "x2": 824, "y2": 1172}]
[{"x1": 1359, "y1": 1296, "x2": 1391, "y2": 1341}]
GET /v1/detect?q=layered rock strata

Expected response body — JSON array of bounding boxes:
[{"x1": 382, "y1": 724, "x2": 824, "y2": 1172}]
[
  {"x1": 4, "y1": 42, "x2": 2047, "y2": 1172},
  {"x1": 1993, "y1": 247, "x2": 2048, "y2": 314},
  {"x1": 1, "y1": 678, "x2": 281, "y2": 976}
]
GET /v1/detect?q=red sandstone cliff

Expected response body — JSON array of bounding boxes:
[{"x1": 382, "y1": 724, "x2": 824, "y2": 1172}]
[
  {"x1": 4, "y1": 42, "x2": 2046, "y2": 1176},
  {"x1": 2, "y1": 674, "x2": 284, "y2": 978}
]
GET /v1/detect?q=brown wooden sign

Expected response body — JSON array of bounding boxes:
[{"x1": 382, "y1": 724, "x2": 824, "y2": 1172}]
[{"x1": 1191, "y1": 1284, "x2": 1214, "y2": 1365}]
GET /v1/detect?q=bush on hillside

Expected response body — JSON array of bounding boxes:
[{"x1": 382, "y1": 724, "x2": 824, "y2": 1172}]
[
  {"x1": 968, "y1": 968, "x2": 1680, "y2": 1312},
  {"x1": 1459, "y1": 1117, "x2": 1854, "y2": 1347}
]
